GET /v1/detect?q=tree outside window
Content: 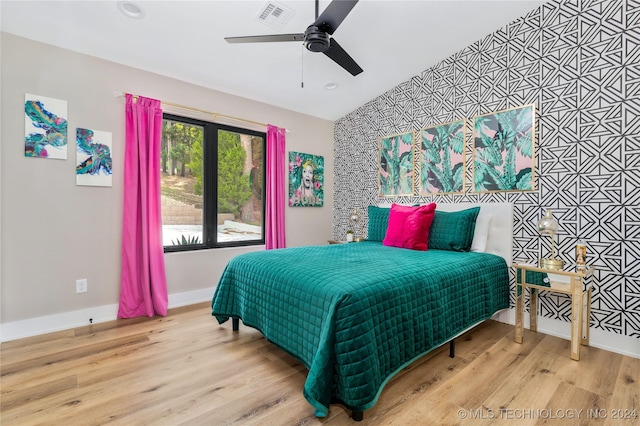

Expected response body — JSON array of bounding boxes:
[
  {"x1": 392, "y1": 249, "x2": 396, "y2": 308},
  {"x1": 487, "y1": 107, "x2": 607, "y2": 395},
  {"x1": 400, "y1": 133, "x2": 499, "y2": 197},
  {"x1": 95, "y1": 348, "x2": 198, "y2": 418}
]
[{"x1": 161, "y1": 114, "x2": 264, "y2": 251}]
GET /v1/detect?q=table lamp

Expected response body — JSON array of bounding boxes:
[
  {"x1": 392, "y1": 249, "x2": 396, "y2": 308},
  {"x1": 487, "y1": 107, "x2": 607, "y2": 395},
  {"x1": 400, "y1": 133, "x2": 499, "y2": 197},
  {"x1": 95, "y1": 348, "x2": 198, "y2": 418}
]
[
  {"x1": 537, "y1": 209, "x2": 565, "y2": 270},
  {"x1": 349, "y1": 208, "x2": 364, "y2": 242}
]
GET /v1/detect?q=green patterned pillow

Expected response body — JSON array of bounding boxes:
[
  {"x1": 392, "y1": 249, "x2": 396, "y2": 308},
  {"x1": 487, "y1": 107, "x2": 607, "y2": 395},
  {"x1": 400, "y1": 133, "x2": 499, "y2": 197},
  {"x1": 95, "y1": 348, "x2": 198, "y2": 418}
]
[
  {"x1": 428, "y1": 207, "x2": 480, "y2": 251},
  {"x1": 367, "y1": 206, "x2": 390, "y2": 242}
]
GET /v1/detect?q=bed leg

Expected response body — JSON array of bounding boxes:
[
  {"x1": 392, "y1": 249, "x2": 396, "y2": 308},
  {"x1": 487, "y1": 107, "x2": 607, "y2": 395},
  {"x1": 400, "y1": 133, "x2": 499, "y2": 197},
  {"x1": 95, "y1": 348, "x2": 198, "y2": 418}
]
[
  {"x1": 449, "y1": 339, "x2": 455, "y2": 358},
  {"x1": 232, "y1": 318, "x2": 239, "y2": 331},
  {"x1": 352, "y1": 410, "x2": 363, "y2": 422}
]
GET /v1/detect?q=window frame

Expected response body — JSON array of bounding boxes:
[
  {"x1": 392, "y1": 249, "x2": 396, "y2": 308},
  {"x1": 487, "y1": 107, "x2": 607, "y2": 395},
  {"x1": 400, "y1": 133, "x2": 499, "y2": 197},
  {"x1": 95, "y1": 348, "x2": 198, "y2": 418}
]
[{"x1": 162, "y1": 113, "x2": 266, "y2": 253}]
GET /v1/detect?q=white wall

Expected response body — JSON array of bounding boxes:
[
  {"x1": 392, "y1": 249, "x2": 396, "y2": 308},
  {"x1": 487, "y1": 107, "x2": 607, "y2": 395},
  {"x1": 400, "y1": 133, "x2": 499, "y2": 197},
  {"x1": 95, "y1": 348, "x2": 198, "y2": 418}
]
[{"x1": 0, "y1": 33, "x2": 334, "y2": 340}]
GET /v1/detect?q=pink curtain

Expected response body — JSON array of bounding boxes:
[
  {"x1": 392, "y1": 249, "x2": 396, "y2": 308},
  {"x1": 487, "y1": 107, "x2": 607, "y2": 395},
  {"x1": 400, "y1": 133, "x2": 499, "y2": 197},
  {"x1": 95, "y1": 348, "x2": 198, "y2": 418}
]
[
  {"x1": 118, "y1": 94, "x2": 168, "y2": 318},
  {"x1": 265, "y1": 124, "x2": 286, "y2": 249}
]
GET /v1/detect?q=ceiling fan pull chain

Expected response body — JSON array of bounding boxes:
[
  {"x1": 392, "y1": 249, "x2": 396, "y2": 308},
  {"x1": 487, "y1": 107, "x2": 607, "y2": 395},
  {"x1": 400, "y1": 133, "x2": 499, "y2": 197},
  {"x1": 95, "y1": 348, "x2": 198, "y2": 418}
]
[{"x1": 301, "y1": 44, "x2": 304, "y2": 88}]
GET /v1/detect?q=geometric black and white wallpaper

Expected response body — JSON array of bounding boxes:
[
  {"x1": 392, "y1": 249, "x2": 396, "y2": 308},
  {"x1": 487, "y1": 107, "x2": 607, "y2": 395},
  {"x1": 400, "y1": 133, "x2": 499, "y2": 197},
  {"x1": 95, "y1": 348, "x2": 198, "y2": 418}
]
[{"x1": 333, "y1": 0, "x2": 639, "y2": 338}]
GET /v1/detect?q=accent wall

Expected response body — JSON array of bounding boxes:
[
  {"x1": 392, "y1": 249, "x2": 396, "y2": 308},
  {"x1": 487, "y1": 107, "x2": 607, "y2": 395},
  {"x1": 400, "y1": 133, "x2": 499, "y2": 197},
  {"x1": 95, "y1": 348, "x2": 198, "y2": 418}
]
[{"x1": 333, "y1": 0, "x2": 639, "y2": 340}]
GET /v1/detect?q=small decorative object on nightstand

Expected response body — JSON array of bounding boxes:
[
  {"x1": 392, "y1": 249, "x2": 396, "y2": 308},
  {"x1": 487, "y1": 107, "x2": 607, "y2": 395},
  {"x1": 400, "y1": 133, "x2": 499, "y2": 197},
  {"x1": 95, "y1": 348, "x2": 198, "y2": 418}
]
[
  {"x1": 513, "y1": 262, "x2": 595, "y2": 361},
  {"x1": 346, "y1": 230, "x2": 354, "y2": 242},
  {"x1": 536, "y1": 209, "x2": 565, "y2": 270},
  {"x1": 576, "y1": 239, "x2": 587, "y2": 271}
]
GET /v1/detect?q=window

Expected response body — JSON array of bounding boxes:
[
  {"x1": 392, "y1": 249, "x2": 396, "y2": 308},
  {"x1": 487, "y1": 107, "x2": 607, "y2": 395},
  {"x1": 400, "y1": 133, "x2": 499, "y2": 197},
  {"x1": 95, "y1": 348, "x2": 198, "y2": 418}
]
[{"x1": 161, "y1": 114, "x2": 265, "y2": 251}]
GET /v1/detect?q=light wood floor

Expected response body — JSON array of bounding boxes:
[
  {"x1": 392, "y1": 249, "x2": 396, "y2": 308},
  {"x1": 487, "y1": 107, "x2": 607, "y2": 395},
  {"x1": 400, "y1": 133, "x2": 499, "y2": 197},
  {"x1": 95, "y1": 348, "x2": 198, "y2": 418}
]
[{"x1": 1, "y1": 302, "x2": 638, "y2": 425}]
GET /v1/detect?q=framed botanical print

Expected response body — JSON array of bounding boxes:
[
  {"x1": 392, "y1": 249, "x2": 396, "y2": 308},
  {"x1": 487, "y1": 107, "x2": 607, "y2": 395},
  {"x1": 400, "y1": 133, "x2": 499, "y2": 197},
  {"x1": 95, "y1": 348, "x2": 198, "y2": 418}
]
[
  {"x1": 419, "y1": 119, "x2": 465, "y2": 195},
  {"x1": 378, "y1": 132, "x2": 415, "y2": 197},
  {"x1": 472, "y1": 104, "x2": 536, "y2": 192}
]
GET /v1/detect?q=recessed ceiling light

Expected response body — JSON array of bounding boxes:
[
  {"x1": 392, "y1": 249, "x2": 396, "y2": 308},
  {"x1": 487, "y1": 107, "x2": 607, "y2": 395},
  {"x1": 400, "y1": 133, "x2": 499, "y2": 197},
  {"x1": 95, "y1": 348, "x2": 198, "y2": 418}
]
[
  {"x1": 117, "y1": 1, "x2": 145, "y2": 19},
  {"x1": 325, "y1": 82, "x2": 338, "y2": 91}
]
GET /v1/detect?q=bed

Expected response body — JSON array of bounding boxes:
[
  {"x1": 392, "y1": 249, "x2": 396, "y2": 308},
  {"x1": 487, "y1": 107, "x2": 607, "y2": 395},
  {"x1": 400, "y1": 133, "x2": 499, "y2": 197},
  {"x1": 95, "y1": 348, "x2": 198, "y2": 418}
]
[{"x1": 211, "y1": 203, "x2": 513, "y2": 420}]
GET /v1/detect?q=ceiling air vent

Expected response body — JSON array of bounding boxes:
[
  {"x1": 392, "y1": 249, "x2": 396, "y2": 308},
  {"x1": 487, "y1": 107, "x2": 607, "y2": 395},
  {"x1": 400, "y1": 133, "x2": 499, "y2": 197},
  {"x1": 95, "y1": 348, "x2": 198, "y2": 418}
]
[{"x1": 255, "y1": 1, "x2": 295, "y2": 31}]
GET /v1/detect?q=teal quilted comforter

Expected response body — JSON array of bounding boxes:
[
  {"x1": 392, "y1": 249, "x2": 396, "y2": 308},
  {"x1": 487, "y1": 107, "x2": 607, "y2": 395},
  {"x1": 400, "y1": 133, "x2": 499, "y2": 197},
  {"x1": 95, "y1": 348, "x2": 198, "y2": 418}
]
[{"x1": 211, "y1": 242, "x2": 509, "y2": 417}]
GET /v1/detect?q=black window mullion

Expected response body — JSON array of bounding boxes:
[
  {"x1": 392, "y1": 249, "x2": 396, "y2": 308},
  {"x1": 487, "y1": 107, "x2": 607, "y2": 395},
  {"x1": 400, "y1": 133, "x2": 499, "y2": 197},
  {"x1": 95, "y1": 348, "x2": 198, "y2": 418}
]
[{"x1": 203, "y1": 123, "x2": 218, "y2": 247}]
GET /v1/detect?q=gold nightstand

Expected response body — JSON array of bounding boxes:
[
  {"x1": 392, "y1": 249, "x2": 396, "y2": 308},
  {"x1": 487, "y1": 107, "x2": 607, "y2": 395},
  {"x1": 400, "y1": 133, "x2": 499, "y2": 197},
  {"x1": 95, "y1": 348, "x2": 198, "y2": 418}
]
[{"x1": 513, "y1": 262, "x2": 595, "y2": 361}]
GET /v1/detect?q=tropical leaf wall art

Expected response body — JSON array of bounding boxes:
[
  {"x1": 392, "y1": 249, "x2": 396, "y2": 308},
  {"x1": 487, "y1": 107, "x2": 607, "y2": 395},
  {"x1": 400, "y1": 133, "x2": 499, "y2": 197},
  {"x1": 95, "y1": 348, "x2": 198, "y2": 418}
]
[
  {"x1": 378, "y1": 132, "x2": 414, "y2": 197},
  {"x1": 420, "y1": 120, "x2": 465, "y2": 195},
  {"x1": 473, "y1": 104, "x2": 536, "y2": 192}
]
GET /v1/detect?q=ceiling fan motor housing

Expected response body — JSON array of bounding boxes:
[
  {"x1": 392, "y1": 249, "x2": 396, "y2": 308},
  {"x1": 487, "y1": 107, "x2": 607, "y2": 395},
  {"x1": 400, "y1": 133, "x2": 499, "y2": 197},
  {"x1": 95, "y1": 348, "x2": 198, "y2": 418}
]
[{"x1": 304, "y1": 26, "x2": 330, "y2": 52}]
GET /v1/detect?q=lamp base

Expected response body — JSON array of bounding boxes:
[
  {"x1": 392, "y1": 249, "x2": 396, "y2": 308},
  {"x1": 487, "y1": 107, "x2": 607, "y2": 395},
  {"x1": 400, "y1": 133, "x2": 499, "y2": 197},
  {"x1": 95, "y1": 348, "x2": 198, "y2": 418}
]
[{"x1": 539, "y1": 258, "x2": 565, "y2": 270}]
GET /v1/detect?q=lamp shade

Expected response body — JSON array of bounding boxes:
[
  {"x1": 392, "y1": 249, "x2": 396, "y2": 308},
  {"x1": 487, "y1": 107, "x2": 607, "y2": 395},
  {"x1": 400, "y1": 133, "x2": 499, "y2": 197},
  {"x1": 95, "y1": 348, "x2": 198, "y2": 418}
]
[
  {"x1": 537, "y1": 209, "x2": 559, "y2": 234},
  {"x1": 349, "y1": 208, "x2": 364, "y2": 242},
  {"x1": 350, "y1": 209, "x2": 360, "y2": 224},
  {"x1": 536, "y1": 209, "x2": 564, "y2": 270}
]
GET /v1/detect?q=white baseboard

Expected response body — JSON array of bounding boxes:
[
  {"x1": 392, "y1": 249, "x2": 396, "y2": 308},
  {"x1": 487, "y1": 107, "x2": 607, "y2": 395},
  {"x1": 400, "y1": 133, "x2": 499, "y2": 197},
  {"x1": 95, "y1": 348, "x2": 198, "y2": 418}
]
[
  {"x1": 168, "y1": 287, "x2": 214, "y2": 309},
  {"x1": 0, "y1": 287, "x2": 215, "y2": 342},
  {"x1": 3, "y1": 300, "x2": 638, "y2": 359},
  {"x1": 494, "y1": 308, "x2": 639, "y2": 359}
]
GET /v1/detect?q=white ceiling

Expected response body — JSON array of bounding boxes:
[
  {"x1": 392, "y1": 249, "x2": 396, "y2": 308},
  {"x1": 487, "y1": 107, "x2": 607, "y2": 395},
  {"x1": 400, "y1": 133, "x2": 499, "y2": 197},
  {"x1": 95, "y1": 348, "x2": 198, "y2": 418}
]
[{"x1": 1, "y1": 0, "x2": 547, "y2": 121}]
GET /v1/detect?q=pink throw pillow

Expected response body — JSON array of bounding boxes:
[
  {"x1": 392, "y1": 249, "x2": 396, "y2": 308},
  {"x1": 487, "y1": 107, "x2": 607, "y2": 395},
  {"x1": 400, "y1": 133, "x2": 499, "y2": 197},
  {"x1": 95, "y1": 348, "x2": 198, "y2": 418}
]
[{"x1": 382, "y1": 203, "x2": 437, "y2": 251}]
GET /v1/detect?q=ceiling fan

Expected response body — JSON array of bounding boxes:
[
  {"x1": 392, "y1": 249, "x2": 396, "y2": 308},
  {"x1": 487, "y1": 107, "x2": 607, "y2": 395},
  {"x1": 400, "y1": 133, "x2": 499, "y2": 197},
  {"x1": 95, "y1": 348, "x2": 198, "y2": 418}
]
[{"x1": 225, "y1": 0, "x2": 363, "y2": 76}]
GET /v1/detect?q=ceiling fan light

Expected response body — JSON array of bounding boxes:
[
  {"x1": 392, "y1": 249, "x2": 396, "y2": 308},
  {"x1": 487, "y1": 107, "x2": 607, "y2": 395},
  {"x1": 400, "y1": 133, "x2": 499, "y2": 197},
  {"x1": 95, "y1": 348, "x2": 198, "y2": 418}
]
[{"x1": 117, "y1": 1, "x2": 145, "y2": 19}]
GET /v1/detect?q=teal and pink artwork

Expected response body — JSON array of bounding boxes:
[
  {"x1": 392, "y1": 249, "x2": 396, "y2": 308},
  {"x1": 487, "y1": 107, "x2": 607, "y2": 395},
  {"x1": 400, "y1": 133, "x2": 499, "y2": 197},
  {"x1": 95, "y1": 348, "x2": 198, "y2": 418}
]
[
  {"x1": 76, "y1": 128, "x2": 113, "y2": 187},
  {"x1": 473, "y1": 104, "x2": 536, "y2": 192},
  {"x1": 289, "y1": 151, "x2": 324, "y2": 207},
  {"x1": 24, "y1": 93, "x2": 68, "y2": 159},
  {"x1": 420, "y1": 120, "x2": 466, "y2": 194},
  {"x1": 378, "y1": 132, "x2": 414, "y2": 197}
]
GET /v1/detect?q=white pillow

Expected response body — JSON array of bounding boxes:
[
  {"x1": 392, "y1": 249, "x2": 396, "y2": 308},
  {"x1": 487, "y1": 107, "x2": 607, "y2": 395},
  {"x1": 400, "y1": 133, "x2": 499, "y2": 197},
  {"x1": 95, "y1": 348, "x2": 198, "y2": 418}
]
[{"x1": 471, "y1": 213, "x2": 492, "y2": 252}]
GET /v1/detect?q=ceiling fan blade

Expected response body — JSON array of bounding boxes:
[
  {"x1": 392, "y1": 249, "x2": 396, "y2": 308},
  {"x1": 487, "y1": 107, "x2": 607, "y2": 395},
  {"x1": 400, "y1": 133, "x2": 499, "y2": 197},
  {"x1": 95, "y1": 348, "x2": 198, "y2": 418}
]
[
  {"x1": 225, "y1": 34, "x2": 305, "y2": 44},
  {"x1": 312, "y1": 0, "x2": 359, "y2": 35},
  {"x1": 323, "y1": 38, "x2": 363, "y2": 76}
]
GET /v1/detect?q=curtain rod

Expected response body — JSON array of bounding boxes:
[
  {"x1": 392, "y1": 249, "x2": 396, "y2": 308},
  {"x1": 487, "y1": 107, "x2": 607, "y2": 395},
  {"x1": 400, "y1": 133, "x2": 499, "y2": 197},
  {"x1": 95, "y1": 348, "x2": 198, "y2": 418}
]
[{"x1": 114, "y1": 91, "x2": 272, "y2": 129}]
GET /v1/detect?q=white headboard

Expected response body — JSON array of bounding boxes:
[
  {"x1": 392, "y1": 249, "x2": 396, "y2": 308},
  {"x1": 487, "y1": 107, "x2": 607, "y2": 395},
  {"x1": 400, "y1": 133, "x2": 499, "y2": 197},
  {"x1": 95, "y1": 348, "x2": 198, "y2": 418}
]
[{"x1": 433, "y1": 203, "x2": 513, "y2": 265}]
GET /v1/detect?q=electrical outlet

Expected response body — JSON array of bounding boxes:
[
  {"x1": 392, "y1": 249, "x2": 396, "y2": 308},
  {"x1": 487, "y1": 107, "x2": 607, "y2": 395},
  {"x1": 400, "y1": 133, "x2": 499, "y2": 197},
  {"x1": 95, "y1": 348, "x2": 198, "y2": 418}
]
[{"x1": 76, "y1": 279, "x2": 88, "y2": 293}]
